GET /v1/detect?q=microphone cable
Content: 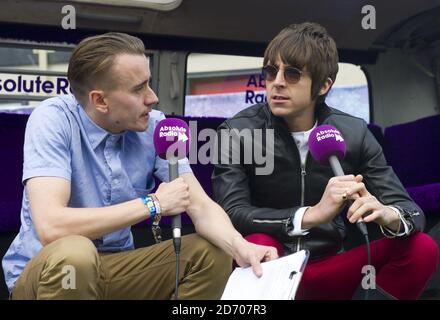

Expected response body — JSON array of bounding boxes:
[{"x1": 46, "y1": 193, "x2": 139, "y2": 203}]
[
  {"x1": 355, "y1": 220, "x2": 371, "y2": 300},
  {"x1": 173, "y1": 231, "x2": 181, "y2": 300},
  {"x1": 169, "y1": 157, "x2": 182, "y2": 300},
  {"x1": 346, "y1": 198, "x2": 371, "y2": 300}
]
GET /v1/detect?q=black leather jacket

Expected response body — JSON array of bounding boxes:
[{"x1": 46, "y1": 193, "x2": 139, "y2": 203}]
[{"x1": 212, "y1": 102, "x2": 425, "y2": 259}]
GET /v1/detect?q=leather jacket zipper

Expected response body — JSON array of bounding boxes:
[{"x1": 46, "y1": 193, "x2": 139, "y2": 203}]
[
  {"x1": 254, "y1": 218, "x2": 291, "y2": 225},
  {"x1": 300, "y1": 165, "x2": 306, "y2": 206},
  {"x1": 297, "y1": 163, "x2": 307, "y2": 252},
  {"x1": 253, "y1": 217, "x2": 293, "y2": 238}
]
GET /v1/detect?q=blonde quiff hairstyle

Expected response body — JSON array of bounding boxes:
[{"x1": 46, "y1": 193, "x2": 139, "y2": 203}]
[{"x1": 67, "y1": 32, "x2": 146, "y2": 105}]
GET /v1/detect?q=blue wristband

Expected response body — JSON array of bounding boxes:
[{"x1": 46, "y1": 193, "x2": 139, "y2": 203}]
[{"x1": 141, "y1": 196, "x2": 157, "y2": 219}]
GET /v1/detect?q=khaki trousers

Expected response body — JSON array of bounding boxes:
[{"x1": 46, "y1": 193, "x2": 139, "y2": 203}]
[{"x1": 12, "y1": 233, "x2": 232, "y2": 300}]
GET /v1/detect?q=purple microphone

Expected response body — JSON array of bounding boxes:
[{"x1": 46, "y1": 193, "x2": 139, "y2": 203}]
[
  {"x1": 308, "y1": 124, "x2": 346, "y2": 176},
  {"x1": 153, "y1": 118, "x2": 190, "y2": 161},
  {"x1": 153, "y1": 118, "x2": 190, "y2": 245},
  {"x1": 308, "y1": 125, "x2": 367, "y2": 235}
]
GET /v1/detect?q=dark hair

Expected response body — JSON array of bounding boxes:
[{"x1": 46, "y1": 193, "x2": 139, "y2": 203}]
[
  {"x1": 264, "y1": 22, "x2": 339, "y2": 103},
  {"x1": 67, "y1": 32, "x2": 145, "y2": 105}
]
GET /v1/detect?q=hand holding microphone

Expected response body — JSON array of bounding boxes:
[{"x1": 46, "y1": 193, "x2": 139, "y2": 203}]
[
  {"x1": 304, "y1": 174, "x2": 364, "y2": 226},
  {"x1": 308, "y1": 125, "x2": 368, "y2": 235},
  {"x1": 307, "y1": 124, "x2": 400, "y2": 234},
  {"x1": 154, "y1": 177, "x2": 189, "y2": 215}
]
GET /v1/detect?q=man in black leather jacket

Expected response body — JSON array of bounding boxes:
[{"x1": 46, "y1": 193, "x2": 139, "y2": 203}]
[{"x1": 212, "y1": 22, "x2": 438, "y2": 299}]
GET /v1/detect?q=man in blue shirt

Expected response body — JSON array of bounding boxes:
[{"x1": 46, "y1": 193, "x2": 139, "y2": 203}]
[{"x1": 2, "y1": 32, "x2": 277, "y2": 299}]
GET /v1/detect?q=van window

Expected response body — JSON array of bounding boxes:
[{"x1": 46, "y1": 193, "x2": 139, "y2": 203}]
[
  {"x1": 185, "y1": 53, "x2": 370, "y2": 122},
  {"x1": 0, "y1": 46, "x2": 71, "y2": 114},
  {"x1": 0, "y1": 44, "x2": 157, "y2": 114}
]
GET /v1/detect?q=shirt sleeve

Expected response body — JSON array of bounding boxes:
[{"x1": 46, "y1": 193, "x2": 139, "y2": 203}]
[
  {"x1": 288, "y1": 206, "x2": 310, "y2": 236},
  {"x1": 22, "y1": 104, "x2": 72, "y2": 184},
  {"x1": 381, "y1": 206, "x2": 411, "y2": 236}
]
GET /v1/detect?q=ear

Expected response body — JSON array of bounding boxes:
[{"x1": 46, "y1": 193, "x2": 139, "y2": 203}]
[
  {"x1": 318, "y1": 78, "x2": 333, "y2": 96},
  {"x1": 88, "y1": 90, "x2": 108, "y2": 114}
]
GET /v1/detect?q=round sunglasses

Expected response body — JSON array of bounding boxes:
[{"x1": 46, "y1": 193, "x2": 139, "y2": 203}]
[{"x1": 262, "y1": 64, "x2": 303, "y2": 84}]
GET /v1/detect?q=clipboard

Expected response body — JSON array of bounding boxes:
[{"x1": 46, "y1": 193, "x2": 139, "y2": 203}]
[{"x1": 221, "y1": 250, "x2": 310, "y2": 300}]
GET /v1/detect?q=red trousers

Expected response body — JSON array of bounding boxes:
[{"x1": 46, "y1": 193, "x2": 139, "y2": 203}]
[{"x1": 245, "y1": 232, "x2": 438, "y2": 300}]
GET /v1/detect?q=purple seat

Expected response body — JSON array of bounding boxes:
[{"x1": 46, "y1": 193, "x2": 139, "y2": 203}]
[
  {"x1": 384, "y1": 114, "x2": 440, "y2": 213},
  {"x1": 0, "y1": 113, "x2": 29, "y2": 232},
  {"x1": 407, "y1": 183, "x2": 440, "y2": 214}
]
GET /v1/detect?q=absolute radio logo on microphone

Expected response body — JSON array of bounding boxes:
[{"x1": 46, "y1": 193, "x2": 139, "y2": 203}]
[
  {"x1": 154, "y1": 119, "x2": 190, "y2": 161},
  {"x1": 315, "y1": 128, "x2": 344, "y2": 142},
  {"x1": 159, "y1": 125, "x2": 189, "y2": 141}
]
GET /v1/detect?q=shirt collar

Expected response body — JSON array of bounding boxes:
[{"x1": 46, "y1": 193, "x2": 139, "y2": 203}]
[
  {"x1": 291, "y1": 120, "x2": 318, "y2": 139},
  {"x1": 76, "y1": 101, "x2": 125, "y2": 150}
]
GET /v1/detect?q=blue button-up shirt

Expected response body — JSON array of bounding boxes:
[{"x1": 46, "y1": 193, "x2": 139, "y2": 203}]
[{"x1": 2, "y1": 95, "x2": 192, "y2": 292}]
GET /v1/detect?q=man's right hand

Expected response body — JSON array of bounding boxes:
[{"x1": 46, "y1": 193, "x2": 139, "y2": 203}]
[
  {"x1": 154, "y1": 177, "x2": 190, "y2": 215},
  {"x1": 302, "y1": 174, "x2": 364, "y2": 228}
]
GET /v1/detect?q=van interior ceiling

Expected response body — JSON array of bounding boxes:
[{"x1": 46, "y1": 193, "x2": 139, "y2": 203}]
[{"x1": 0, "y1": 0, "x2": 439, "y2": 301}]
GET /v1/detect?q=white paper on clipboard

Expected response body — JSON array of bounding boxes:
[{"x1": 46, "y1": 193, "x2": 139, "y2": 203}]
[{"x1": 221, "y1": 250, "x2": 309, "y2": 300}]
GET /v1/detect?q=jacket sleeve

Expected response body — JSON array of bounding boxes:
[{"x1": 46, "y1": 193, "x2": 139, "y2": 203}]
[
  {"x1": 358, "y1": 121, "x2": 425, "y2": 233},
  {"x1": 212, "y1": 121, "x2": 301, "y2": 238}
]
